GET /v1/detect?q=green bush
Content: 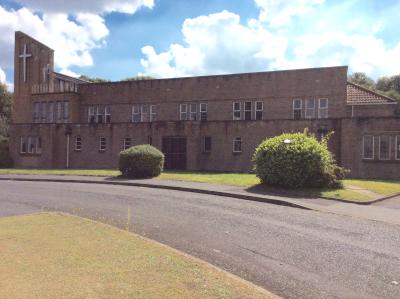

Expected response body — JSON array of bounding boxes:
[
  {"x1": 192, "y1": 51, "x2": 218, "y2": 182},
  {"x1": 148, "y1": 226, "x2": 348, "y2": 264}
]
[
  {"x1": 0, "y1": 136, "x2": 13, "y2": 168},
  {"x1": 252, "y1": 131, "x2": 346, "y2": 188},
  {"x1": 119, "y1": 144, "x2": 164, "y2": 178}
]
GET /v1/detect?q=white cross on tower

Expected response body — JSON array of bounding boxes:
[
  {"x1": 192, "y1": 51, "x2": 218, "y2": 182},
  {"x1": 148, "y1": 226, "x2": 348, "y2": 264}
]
[{"x1": 19, "y1": 43, "x2": 32, "y2": 83}]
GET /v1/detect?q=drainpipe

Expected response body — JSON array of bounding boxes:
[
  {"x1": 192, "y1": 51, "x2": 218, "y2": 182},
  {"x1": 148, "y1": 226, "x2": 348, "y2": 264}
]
[
  {"x1": 64, "y1": 125, "x2": 72, "y2": 169},
  {"x1": 351, "y1": 105, "x2": 354, "y2": 118}
]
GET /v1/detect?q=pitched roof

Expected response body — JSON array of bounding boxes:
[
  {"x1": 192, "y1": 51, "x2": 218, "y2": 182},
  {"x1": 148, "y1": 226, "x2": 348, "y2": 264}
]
[{"x1": 347, "y1": 82, "x2": 397, "y2": 105}]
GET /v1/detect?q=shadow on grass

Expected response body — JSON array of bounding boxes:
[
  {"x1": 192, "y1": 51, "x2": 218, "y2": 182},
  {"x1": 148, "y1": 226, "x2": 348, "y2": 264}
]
[{"x1": 245, "y1": 184, "x2": 340, "y2": 199}]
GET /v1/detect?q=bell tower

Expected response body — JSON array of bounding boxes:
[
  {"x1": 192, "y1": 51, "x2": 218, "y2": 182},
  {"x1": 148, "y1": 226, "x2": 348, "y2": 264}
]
[{"x1": 13, "y1": 31, "x2": 54, "y2": 123}]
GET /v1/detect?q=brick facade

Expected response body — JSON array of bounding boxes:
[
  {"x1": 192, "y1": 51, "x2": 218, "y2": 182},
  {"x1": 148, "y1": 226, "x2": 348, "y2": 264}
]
[{"x1": 9, "y1": 32, "x2": 400, "y2": 179}]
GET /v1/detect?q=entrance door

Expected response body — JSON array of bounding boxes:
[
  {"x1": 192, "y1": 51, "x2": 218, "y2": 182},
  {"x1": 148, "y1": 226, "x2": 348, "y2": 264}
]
[{"x1": 162, "y1": 136, "x2": 187, "y2": 170}]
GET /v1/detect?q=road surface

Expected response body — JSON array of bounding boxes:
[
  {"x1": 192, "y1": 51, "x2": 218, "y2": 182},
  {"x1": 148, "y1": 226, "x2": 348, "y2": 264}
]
[{"x1": 0, "y1": 180, "x2": 399, "y2": 299}]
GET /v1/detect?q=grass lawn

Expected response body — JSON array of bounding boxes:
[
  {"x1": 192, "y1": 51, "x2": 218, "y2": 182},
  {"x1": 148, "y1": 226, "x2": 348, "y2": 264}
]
[
  {"x1": 0, "y1": 213, "x2": 273, "y2": 299},
  {"x1": 1, "y1": 168, "x2": 399, "y2": 202}
]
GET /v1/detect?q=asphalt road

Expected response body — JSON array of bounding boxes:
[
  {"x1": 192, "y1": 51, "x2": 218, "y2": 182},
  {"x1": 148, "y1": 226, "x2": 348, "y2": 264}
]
[{"x1": 1, "y1": 180, "x2": 400, "y2": 299}]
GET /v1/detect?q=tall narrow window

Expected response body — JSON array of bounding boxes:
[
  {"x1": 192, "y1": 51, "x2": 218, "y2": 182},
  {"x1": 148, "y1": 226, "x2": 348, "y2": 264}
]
[
  {"x1": 41, "y1": 102, "x2": 47, "y2": 122},
  {"x1": 362, "y1": 135, "x2": 374, "y2": 159},
  {"x1": 48, "y1": 102, "x2": 54, "y2": 123},
  {"x1": 56, "y1": 101, "x2": 63, "y2": 122},
  {"x1": 203, "y1": 136, "x2": 212, "y2": 153},
  {"x1": 140, "y1": 104, "x2": 148, "y2": 122},
  {"x1": 180, "y1": 104, "x2": 188, "y2": 120},
  {"x1": 123, "y1": 138, "x2": 131, "y2": 150},
  {"x1": 255, "y1": 101, "x2": 263, "y2": 120},
  {"x1": 20, "y1": 137, "x2": 27, "y2": 154},
  {"x1": 88, "y1": 106, "x2": 95, "y2": 123},
  {"x1": 27, "y1": 136, "x2": 35, "y2": 154},
  {"x1": 293, "y1": 99, "x2": 302, "y2": 119},
  {"x1": 36, "y1": 137, "x2": 42, "y2": 154},
  {"x1": 189, "y1": 103, "x2": 197, "y2": 120},
  {"x1": 396, "y1": 136, "x2": 400, "y2": 160},
  {"x1": 244, "y1": 101, "x2": 252, "y2": 120},
  {"x1": 105, "y1": 105, "x2": 111, "y2": 123},
  {"x1": 150, "y1": 105, "x2": 156, "y2": 122},
  {"x1": 33, "y1": 102, "x2": 40, "y2": 123},
  {"x1": 305, "y1": 99, "x2": 315, "y2": 119},
  {"x1": 75, "y1": 136, "x2": 82, "y2": 151},
  {"x1": 99, "y1": 137, "x2": 106, "y2": 152},
  {"x1": 200, "y1": 103, "x2": 207, "y2": 121},
  {"x1": 233, "y1": 102, "x2": 241, "y2": 120},
  {"x1": 97, "y1": 105, "x2": 104, "y2": 123},
  {"x1": 318, "y1": 98, "x2": 328, "y2": 119},
  {"x1": 379, "y1": 135, "x2": 390, "y2": 160},
  {"x1": 63, "y1": 101, "x2": 69, "y2": 121},
  {"x1": 233, "y1": 137, "x2": 242, "y2": 153},
  {"x1": 132, "y1": 105, "x2": 140, "y2": 122}
]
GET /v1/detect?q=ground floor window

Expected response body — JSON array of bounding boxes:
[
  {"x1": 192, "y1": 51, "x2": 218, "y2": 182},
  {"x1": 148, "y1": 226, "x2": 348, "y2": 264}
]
[
  {"x1": 203, "y1": 136, "x2": 212, "y2": 153},
  {"x1": 20, "y1": 137, "x2": 27, "y2": 153},
  {"x1": 233, "y1": 137, "x2": 242, "y2": 153},
  {"x1": 123, "y1": 138, "x2": 131, "y2": 150},
  {"x1": 99, "y1": 137, "x2": 106, "y2": 152},
  {"x1": 379, "y1": 135, "x2": 391, "y2": 160},
  {"x1": 20, "y1": 136, "x2": 41, "y2": 154},
  {"x1": 362, "y1": 135, "x2": 374, "y2": 159},
  {"x1": 75, "y1": 136, "x2": 82, "y2": 151},
  {"x1": 396, "y1": 136, "x2": 400, "y2": 160}
]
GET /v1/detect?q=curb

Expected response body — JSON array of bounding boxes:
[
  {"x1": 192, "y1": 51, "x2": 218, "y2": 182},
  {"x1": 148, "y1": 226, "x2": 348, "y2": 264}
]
[{"x1": 0, "y1": 177, "x2": 311, "y2": 211}]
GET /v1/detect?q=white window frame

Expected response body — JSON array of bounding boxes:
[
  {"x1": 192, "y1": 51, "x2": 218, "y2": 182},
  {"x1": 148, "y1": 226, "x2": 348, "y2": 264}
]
[
  {"x1": 150, "y1": 105, "x2": 156, "y2": 122},
  {"x1": 132, "y1": 105, "x2": 140, "y2": 123},
  {"x1": 75, "y1": 136, "x2": 82, "y2": 151},
  {"x1": 123, "y1": 138, "x2": 131, "y2": 150},
  {"x1": 318, "y1": 98, "x2": 329, "y2": 119},
  {"x1": 305, "y1": 99, "x2": 315, "y2": 119},
  {"x1": 293, "y1": 99, "x2": 302, "y2": 119},
  {"x1": 189, "y1": 103, "x2": 197, "y2": 121},
  {"x1": 362, "y1": 135, "x2": 374, "y2": 160},
  {"x1": 233, "y1": 102, "x2": 241, "y2": 120},
  {"x1": 20, "y1": 137, "x2": 26, "y2": 154},
  {"x1": 96, "y1": 105, "x2": 104, "y2": 124},
  {"x1": 88, "y1": 106, "x2": 95, "y2": 123},
  {"x1": 99, "y1": 137, "x2": 106, "y2": 152},
  {"x1": 200, "y1": 103, "x2": 207, "y2": 121},
  {"x1": 33, "y1": 102, "x2": 40, "y2": 123},
  {"x1": 105, "y1": 105, "x2": 111, "y2": 123},
  {"x1": 27, "y1": 136, "x2": 35, "y2": 154},
  {"x1": 48, "y1": 101, "x2": 54, "y2": 123},
  {"x1": 180, "y1": 103, "x2": 188, "y2": 120},
  {"x1": 255, "y1": 101, "x2": 263, "y2": 120},
  {"x1": 396, "y1": 136, "x2": 400, "y2": 160},
  {"x1": 244, "y1": 101, "x2": 252, "y2": 120},
  {"x1": 41, "y1": 102, "x2": 47, "y2": 122},
  {"x1": 232, "y1": 137, "x2": 242, "y2": 153},
  {"x1": 140, "y1": 104, "x2": 148, "y2": 122},
  {"x1": 36, "y1": 136, "x2": 42, "y2": 154},
  {"x1": 379, "y1": 135, "x2": 391, "y2": 161}
]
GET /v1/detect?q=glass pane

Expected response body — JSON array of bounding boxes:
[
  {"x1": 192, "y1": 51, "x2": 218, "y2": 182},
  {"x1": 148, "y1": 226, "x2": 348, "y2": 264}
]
[{"x1": 363, "y1": 136, "x2": 374, "y2": 159}]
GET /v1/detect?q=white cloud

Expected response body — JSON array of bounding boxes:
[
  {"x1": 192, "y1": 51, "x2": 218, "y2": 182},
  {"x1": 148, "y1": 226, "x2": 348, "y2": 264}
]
[
  {"x1": 254, "y1": 0, "x2": 324, "y2": 27},
  {"x1": 141, "y1": 10, "x2": 288, "y2": 78},
  {"x1": 14, "y1": 0, "x2": 154, "y2": 14},
  {"x1": 59, "y1": 68, "x2": 80, "y2": 78},
  {"x1": 0, "y1": 67, "x2": 6, "y2": 84}
]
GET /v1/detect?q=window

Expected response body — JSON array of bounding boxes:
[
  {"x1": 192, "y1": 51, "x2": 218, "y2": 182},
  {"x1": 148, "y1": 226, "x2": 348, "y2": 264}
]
[
  {"x1": 293, "y1": 99, "x2": 302, "y2": 119},
  {"x1": 63, "y1": 101, "x2": 69, "y2": 121},
  {"x1": 99, "y1": 137, "x2": 106, "y2": 152},
  {"x1": 56, "y1": 101, "x2": 63, "y2": 121},
  {"x1": 140, "y1": 105, "x2": 148, "y2": 122},
  {"x1": 150, "y1": 105, "x2": 156, "y2": 122},
  {"x1": 105, "y1": 105, "x2": 111, "y2": 123},
  {"x1": 318, "y1": 98, "x2": 328, "y2": 119},
  {"x1": 180, "y1": 104, "x2": 188, "y2": 120},
  {"x1": 41, "y1": 102, "x2": 47, "y2": 122},
  {"x1": 255, "y1": 101, "x2": 263, "y2": 120},
  {"x1": 132, "y1": 105, "x2": 140, "y2": 122},
  {"x1": 396, "y1": 136, "x2": 400, "y2": 160},
  {"x1": 75, "y1": 136, "x2": 82, "y2": 151},
  {"x1": 233, "y1": 102, "x2": 241, "y2": 120},
  {"x1": 97, "y1": 105, "x2": 104, "y2": 123},
  {"x1": 88, "y1": 106, "x2": 95, "y2": 123},
  {"x1": 48, "y1": 102, "x2": 54, "y2": 123},
  {"x1": 379, "y1": 135, "x2": 390, "y2": 160},
  {"x1": 200, "y1": 103, "x2": 207, "y2": 121},
  {"x1": 20, "y1": 137, "x2": 27, "y2": 153},
  {"x1": 27, "y1": 136, "x2": 35, "y2": 154},
  {"x1": 233, "y1": 137, "x2": 242, "y2": 153},
  {"x1": 305, "y1": 99, "x2": 315, "y2": 119},
  {"x1": 244, "y1": 101, "x2": 252, "y2": 120},
  {"x1": 189, "y1": 103, "x2": 197, "y2": 120},
  {"x1": 36, "y1": 137, "x2": 42, "y2": 154},
  {"x1": 362, "y1": 135, "x2": 374, "y2": 159},
  {"x1": 123, "y1": 138, "x2": 131, "y2": 150},
  {"x1": 33, "y1": 102, "x2": 40, "y2": 122},
  {"x1": 203, "y1": 136, "x2": 212, "y2": 153}
]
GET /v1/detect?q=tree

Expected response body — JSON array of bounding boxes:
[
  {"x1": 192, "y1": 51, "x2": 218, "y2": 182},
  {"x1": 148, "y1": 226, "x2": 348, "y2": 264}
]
[
  {"x1": 376, "y1": 76, "x2": 392, "y2": 92},
  {"x1": 348, "y1": 72, "x2": 375, "y2": 89},
  {"x1": 122, "y1": 75, "x2": 155, "y2": 81},
  {"x1": 78, "y1": 75, "x2": 111, "y2": 83},
  {"x1": 0, "y1": 82, "x2": 12, "y2": 137}
]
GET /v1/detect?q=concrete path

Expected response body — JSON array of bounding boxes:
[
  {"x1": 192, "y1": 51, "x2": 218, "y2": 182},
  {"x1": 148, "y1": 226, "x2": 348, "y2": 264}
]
[
  {"x1": 1, "y1": 180, "x2": 400, "y2": 299},
  {"x1": 0, "y1": 174, "x2": 399, "y2": 225}
]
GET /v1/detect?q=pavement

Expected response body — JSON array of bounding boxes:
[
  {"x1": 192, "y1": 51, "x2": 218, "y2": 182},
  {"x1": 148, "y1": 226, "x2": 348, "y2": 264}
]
[
  {"x1": 1, "y1": 179, "x2": 400, "y2": 299},
  {"x1": 0, "y1": 174, "x2": 400, "y2": 226}
]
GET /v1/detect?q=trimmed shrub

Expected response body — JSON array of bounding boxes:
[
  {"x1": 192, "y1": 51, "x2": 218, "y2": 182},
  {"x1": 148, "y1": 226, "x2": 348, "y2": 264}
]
[
  {"x1": 119, "y1": 144, "x2": 164, "y2": 178},
  {"x1": 252, "y1": 131, "x2": 346, "y2": 188},
  {"x1": 0, "y1": 136, "x2": 13, "y2": 168}
]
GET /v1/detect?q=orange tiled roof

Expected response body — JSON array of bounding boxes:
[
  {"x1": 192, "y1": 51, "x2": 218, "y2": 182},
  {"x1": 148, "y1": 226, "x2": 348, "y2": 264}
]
[{"x1": 347, "y1": 82, "x2": 396, "y2": 105}]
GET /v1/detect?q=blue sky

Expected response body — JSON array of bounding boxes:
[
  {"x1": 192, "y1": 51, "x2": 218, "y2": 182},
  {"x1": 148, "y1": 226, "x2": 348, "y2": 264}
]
[{"x1": 0, "y1": 0, "x2": 399, "y2": 88}]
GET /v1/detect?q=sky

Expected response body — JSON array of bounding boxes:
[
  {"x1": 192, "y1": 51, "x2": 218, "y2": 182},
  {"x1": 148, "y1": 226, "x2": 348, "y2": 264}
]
[{"x1": 0, "y1": 0, "x2": 399, "y2": 91}]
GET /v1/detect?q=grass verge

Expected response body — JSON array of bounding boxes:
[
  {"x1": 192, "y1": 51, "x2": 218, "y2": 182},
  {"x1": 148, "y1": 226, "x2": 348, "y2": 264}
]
[{"x1": 0, "y1": 213, "x2": 273, "y2": 299}]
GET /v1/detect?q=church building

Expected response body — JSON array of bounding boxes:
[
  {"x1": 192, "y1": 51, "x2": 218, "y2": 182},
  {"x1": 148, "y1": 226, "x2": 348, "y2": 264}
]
[{"x1": 9, "y1": 31, "x2": 400, "y2": 179}]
